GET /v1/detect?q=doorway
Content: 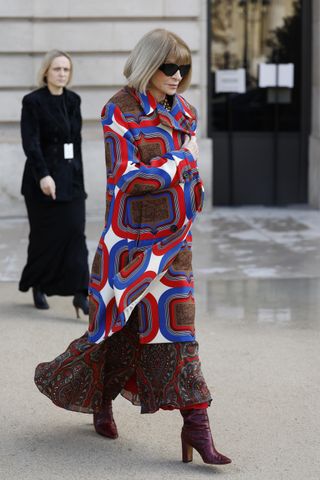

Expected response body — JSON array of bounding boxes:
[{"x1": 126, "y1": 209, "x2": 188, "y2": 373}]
[{"x1": 209, "y1": 0, "x2": 311, "y2": 205}]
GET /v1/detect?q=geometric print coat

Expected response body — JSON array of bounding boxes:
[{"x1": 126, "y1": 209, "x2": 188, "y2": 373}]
[{"x1": 88, "y1": 86, "x2": 204, "y2": 344}]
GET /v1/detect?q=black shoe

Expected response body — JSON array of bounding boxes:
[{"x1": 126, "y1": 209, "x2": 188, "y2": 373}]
[
  {"x1": 73, "y1": 292, "x2": 89, "y2": 318},
  {"x1": 32, "y1": 286, "x2": 49, "y2": 310}
]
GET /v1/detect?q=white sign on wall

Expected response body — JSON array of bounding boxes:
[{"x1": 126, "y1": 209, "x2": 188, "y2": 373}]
[
  {"x1": 259, "y1": 63, "x2": 294, "y2": 88},
  {"x1": 215, "y1": 68, "x2": 246, "y2": 94}
]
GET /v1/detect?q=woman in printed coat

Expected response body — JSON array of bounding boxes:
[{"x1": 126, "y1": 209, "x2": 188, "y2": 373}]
[{"x1": 34, "y1": 29, "x2": 231, "y2": 466}]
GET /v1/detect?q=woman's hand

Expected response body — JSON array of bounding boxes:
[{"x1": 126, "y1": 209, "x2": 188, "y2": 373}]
[
  {"x1": 182, "y1": 135, "x2": 199, "y2": 160},
  {"x1": 40, "y1": 176, "x2": 56, "y2": 200}
]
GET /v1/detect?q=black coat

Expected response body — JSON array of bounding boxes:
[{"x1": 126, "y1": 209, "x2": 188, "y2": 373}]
[{"x1": 20, "y1": 86, "x2": 86, "y2": 202}]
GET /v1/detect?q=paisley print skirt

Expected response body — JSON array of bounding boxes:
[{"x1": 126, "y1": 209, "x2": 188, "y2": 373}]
[{"x1": 34, "y1": 311, "x2": 211, "y2": 414}]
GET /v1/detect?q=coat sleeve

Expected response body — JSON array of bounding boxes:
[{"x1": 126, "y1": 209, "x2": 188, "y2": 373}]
[
  {"x1": 101, "y1": 103, "x2": 198, "y2": 194},
  {"x1": 20, "y1": 95, "x2": 50, "y2": 182},
  {"x1": 73, "y1": 94, "x2": 82, "y2": 146}
]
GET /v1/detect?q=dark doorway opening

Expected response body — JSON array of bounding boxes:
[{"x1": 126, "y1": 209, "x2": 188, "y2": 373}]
[{"x1": 209, "y1": 0, "x2": 311, "y2": 205}]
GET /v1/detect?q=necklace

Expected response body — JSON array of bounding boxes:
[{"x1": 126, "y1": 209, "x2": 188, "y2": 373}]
[{"x1": 159, "y1": 96, "x2": 171, "y2": 111}]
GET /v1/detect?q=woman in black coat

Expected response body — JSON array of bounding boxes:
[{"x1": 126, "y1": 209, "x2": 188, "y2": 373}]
[{"x1": 19, "y1": 49, "x2": 89, "y2": 316}]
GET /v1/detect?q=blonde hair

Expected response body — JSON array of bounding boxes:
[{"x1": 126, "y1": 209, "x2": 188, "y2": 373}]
[
  {"x1": 123, "y1": 29, "x2": 192, "y2": 94},
  {"x1": 37, "y1": 49, "x2": 73, "y2": 87}
]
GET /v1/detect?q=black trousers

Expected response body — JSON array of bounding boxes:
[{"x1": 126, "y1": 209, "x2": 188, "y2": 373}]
[{"x1": 19, "y1": 197, "x2": 89, "y2": 296}]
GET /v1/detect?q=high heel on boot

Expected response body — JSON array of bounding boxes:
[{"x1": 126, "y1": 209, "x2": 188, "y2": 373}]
[
  {"x1": 182, "y1": 437, "x2": 193, "y2": 463},
  {"x1": 32, "y1": 286, "x2": 49, "y2": 310},
  {"x1": 180, "y1": 408, "x2": 231, "y2": 465},
  {"x1": 73, "y1": 292, "x2": 89, "y2": 318},
  {"x1": 93, "y1": 400, "x2": 118, "y2": 439}
]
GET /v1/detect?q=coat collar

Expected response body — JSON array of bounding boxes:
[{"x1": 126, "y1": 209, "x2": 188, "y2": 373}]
[
  {"x1": 127, "y1": 87, "x2": 196, "y2": 133},
  {"x1": 39, "y1": 87, "x2": 71, "y2": 133},
  {"x1": 135, "y1": 88, "x2": 193, "y2": 118}
]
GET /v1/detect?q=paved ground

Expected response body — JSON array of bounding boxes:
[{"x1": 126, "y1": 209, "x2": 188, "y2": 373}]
[{"x1": 1, "y1": 207, "x2": 320, "y2": 480}]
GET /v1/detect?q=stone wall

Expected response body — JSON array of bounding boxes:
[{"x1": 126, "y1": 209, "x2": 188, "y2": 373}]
[
  {"x1": 309, "y1": 0, "x2": 320, "y2": 208},
  {"x1": 0, "y1": 0, "x2": 212, "y2": 218}
]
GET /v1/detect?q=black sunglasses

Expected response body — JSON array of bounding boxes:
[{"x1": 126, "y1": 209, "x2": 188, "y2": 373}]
[{"x1": 158, "y1": 63, "x2": 191, "y2": 78}]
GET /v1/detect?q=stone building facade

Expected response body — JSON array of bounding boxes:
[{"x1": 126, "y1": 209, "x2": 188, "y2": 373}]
[
  {"x1": 0, "y1": 0, "x2": 211, "y2": 217},
  {"x1": 0, "y1": 0, "x2": 319, "y2": 214}
]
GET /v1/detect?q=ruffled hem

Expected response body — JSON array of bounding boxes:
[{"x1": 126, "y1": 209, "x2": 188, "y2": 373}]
[{"x1": 35, "y1": 314, "x2": 212, "y2": 414}]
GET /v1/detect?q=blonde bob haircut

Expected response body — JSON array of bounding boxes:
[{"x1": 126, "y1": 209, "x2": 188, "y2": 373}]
[
  {"x1": 124, "y1": 29, "x2": 192, "y2": 94},
  {"x1": 37, "y1": 49, "x2": 73, "y2": 88}
]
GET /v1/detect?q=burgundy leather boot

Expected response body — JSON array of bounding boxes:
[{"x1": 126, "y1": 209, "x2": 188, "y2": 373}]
[
  {"x1": 93, "y1": 400, "x2": 118, "y2": 439},
  {"x1": 180, "y1": 408, "x2": 231, "y2": 465}
]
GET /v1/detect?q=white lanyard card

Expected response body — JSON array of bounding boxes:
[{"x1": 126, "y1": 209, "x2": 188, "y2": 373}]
[{"x1": 64, "y1": 143, "x2": 74, "y2": 159}]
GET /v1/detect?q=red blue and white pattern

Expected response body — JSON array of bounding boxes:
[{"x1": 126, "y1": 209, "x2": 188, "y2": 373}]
[{"x1": 88, "y1": 88, "x2": 204, "y2": 344}]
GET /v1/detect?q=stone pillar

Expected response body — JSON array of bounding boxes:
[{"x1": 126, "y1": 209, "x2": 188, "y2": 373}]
[{"x1": 309, "y1": 0, "x2": 320, "y2": 208}]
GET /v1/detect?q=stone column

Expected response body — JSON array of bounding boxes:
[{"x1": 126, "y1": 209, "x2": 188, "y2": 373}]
[{"x1": 309, "y1": 0, "x2": 320, "y2": 208}]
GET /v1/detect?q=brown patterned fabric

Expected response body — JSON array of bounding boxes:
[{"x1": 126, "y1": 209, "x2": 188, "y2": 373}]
[
  {"x1": 91, "y1": 250, "x2": 102, "y2": 278},
  {"x1": 105, "y1": 142, "x2": 113, "y2": 171},
  {"x1": 175, "y1": 302, "x2": 195, "y2": 326},
  {"x1": 110, "y1": 87, "x2": 143, "y2": 117},
  {"x1": 138, "y1": 141, "x2": 163, "y2": 164},
  {"x1": 172, "y1": 249, "x2": 192, "y2": 272},
  {"x1": 129, "y1": 195, "x2": 170, "y2": 225},
  {"x1": 104, "y1": 196, "x2": 111, "y2": 225},
  {"x1": 34, "y1": 311, "x2": 212, "y2": 414}
]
